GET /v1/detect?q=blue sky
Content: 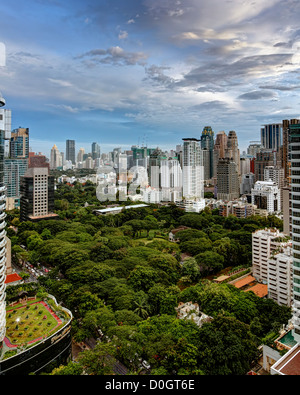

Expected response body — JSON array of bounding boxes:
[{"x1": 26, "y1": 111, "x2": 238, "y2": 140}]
[{"x1": 0, "y1": 0, "x2": 300, "y2": 156}]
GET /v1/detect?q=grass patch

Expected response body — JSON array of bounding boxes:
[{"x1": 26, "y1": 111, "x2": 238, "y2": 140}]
[{"x1": 6, "y1": 301, "x2": 60, "y2": 346}]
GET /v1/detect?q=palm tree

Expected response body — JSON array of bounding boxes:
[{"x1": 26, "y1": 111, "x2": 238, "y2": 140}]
[{"x1": 133, "y1": 294, "x2": 150, "y2": 319}]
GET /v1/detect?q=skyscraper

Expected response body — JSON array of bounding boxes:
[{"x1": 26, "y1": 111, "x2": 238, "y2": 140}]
[
  {"x1": 213, "y1": 131, "x2": 228, "y2": 178},
  {"x1": 10, "y1": 128, "x2": 29, "y2": 159},
  {"x1": 77, "y1": 147, "x2": 85, "y2": 163},
  {"x1": 282, "y1": 119, "x2": 300, "y2": 184},
  {"x1": 4, "y1": 127, "x2": 29, "y2": 208},
  {"x1": 50, "y1": 144, "x2": 62, "y2": 169},
  {"x1": 182, "y1": 138, "x2": 205, "y2": 211},
  {"x1": 289, "y1": 122, "x2": 300, "y2": 342},
  {"x1": 91, "y1": 142, "x2": 100, "y2": 160},
  {"x1": 0, "y1": 92, "x2": 7, "y2": 345},
  {"x1": 20, "y1": 167, "x2": 57, "y2": 222},
  {"x1": 261, "y1": 123, "x2": 282, "y2": 152},
  {"x1": 216, "y1": 157, "x2": 239, "y2": 201},
  {"x1": 225, "y1": 130, "x2": 240, "y2": 175},
  {"x1": 200, "y1": 126, "x2": 214, "y2": 181},
  {"x1": 66, "y1": 139, "x2": 75, "y2": 164}
]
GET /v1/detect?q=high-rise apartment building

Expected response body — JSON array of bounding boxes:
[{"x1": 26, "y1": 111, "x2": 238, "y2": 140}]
[
  {"x1": 0, "y1": 107, "x2": 11, "y2": 157},
  {"x1": 247, "y1": 141, "x2": 262, "y2": 157},
  {"x1": 282, "y1": 119, "x2": 300, "y2": 184},
  {"x1": 251, "y1": 180, "x2": 280, "y2": 213},
  {"x1": 0, "y1": 93, "x2": 7, "y2": 345},
  {"x1": 28, "y1": 152, "x2": 49, "y2": 169},
  {"x1": 216, "y1": 157, "x2": 239, "y2": 201},
  {"x1": 182, "y1": 138, "x2": 204, "y2": 198},
  {"x1": 77, "y1": 147, "x2": 85, "y2": 163},
  {"x1": 66, "y1": 139, "x2": 75, "y2": 164},
  {"x1": 289, "y1": 122, "x2": 300, "y2": 342},
  {"x1": 10, "y1": 128, "x2": 29, "y2": 159},
  {"x1": 20, "y1": 167, "x2": 57, "y2": 222},
  {"x1": 160, "y1": 158, "x2": 182, "y2": 202},
  {"x1": 50, "y1": 144, "x2": 62, "y2": 169},
  {"x1": 267, "y1": 244, "x2": 293, "y2": 307},
  {"x1": 261, "y1": 123, "x2": 282, "y2": 152},
  {"x1": 252, "y1": 228, "x2": 286, "y2": 284},
  {"x1": 254, "y1": 149, "x2": 280, "y2": 181},
  {"x1": 4, "y1": 127, "x2": 29, "y2": 208}
]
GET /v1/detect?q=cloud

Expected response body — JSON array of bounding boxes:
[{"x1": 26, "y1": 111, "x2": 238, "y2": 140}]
[
  {"x1": 118, "y1": 30, "x2": 128, "y2": 40},
  {"x1": 48, "y1": 78, "x2": 73, "y2": 87},
  {"x1": 177, "y1": 53, "x2": 294, "y2": 89},
  {"x1": 77, "y1": 46, "x2": 148, "y2": 66},
  {"x1": 259, "y1": 84, "x2": 300, "y2": 91},
  {"x1": 237, "y1": 90, "x2": 278, "y2": 100},
  {"x1": 143, "y1": 64, "x2": 175, "y2": 87}
]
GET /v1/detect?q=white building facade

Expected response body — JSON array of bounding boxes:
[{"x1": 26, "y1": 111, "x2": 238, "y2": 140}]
[
  {"x1": 251, "y1": 180, "x2": 281, "y2": 213},
  {"x1": 252, "y1": 228, "x2": 287, "y2": 284}
]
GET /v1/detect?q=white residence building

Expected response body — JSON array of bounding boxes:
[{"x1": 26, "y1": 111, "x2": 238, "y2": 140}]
[{"x1": 251, "y1": 180, "x2": 281, "y2": 213}]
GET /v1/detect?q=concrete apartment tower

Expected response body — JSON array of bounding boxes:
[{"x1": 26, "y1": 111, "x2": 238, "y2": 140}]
[
  {"x1": 0, "y1": 92, "x2": 7, "y2": 345},
  {"x1": 182, "y1": 138, "x2": 205, "y2": 211},
  {"x1": 289, "y1": 122, "x2": 300, "y2": 342}
]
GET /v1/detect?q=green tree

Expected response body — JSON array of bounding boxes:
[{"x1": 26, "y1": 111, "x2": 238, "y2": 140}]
[
  {"x1": 127, "y1": 265, "x2": 159, "y2": 292},
  {"x1": 194, "y1": 250, "x2": 224, "y2": 276},
  {"x1": 77, "y1": 341, "x2": 117, "y2": 375},
  {"x1": 198, "y1": 314, "x2": 259, "y2": 375}
]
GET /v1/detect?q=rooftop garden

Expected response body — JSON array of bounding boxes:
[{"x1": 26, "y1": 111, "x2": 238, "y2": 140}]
[{"x1": 1, "y1": 283, "x2": 72, "y2": 361}]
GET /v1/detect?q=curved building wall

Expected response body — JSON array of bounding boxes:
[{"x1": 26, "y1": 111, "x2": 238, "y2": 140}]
[{"x1": 0, "y1": 129, "x2": 6, "y2": 344}]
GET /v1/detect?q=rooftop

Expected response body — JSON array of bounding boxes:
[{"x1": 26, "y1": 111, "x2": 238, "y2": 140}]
[
  {"x1": 245, "y1": 283, "x2": 268, "y2": 298},
  {"x1": 232, "y1": 275, "x2": 256, "y2": 289},
  {"x1": 271, "y1": 343, "x2": 300, "y2": 375},
  {"x1": 5, "y1": 273, "x2": 22, "y2": 284}
]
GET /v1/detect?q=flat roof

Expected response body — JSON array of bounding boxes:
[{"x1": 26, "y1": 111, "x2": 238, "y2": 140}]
[
  {"x1": 95, "y1": 204, "x2": 149, "y2": 213},
  {"x1": 214, "y1": 275, "x2": 230, "y2": 283}
]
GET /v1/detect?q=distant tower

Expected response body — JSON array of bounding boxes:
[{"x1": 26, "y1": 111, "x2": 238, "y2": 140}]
[
  {"x1": 20, "y1": 166, "x2": 58, "y2": 222},
  {"x1": 225, "y1": 130, "x2": 240, "y2": 175},
  {"x1": 261, "y1": 123, "x2": 282, "y2": 152},
  {"x1": 0, "y1": 92, "x2": 7, "y2": 345},
  {"x1": 217, "y1": 157, "x2": 239, "y2": 201},
  {"x1": 66, "y1": 139, "x2": 75, "y2": 164},
  {"x1": 91, "y1": 142, "x2": 100, "y2": 160},
  {"x1": 213, "y1": 131, "x2": 228, "y2": 178},
  {"x1": 77, "y1": 147, "x2": 85, "y2": 163},
  {"x1": 50, "y1": 144, "x2": 62, "y2": 169},
  {"x1": 200, "y1": 126, "x2": 214, "y2": 181},
  {"x1": 182, "y1": 138, "x2": 204, "y2": 206}
]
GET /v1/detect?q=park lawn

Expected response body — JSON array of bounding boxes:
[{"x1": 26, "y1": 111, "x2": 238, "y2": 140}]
[{"x1": 5, "y1": 301, "x2": 60, "y2": 346}]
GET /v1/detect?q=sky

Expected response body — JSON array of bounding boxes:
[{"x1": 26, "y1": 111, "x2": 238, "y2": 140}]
[{"x1": 0, "y1": 0, "x2": 300, "y2": 156}]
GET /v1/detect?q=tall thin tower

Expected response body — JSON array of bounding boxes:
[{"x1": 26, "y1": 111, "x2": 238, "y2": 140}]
[
  {"x1": 0, "y1": 92, "x2": 7, "y2": 345},
  {"x1": 289, "y1": 121, "x2": 300, "y2": 342}
]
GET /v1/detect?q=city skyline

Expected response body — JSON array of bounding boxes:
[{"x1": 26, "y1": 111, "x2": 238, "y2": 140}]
[{"x1": 0, "y1": 1, "x2": 300, "y2": 155}]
